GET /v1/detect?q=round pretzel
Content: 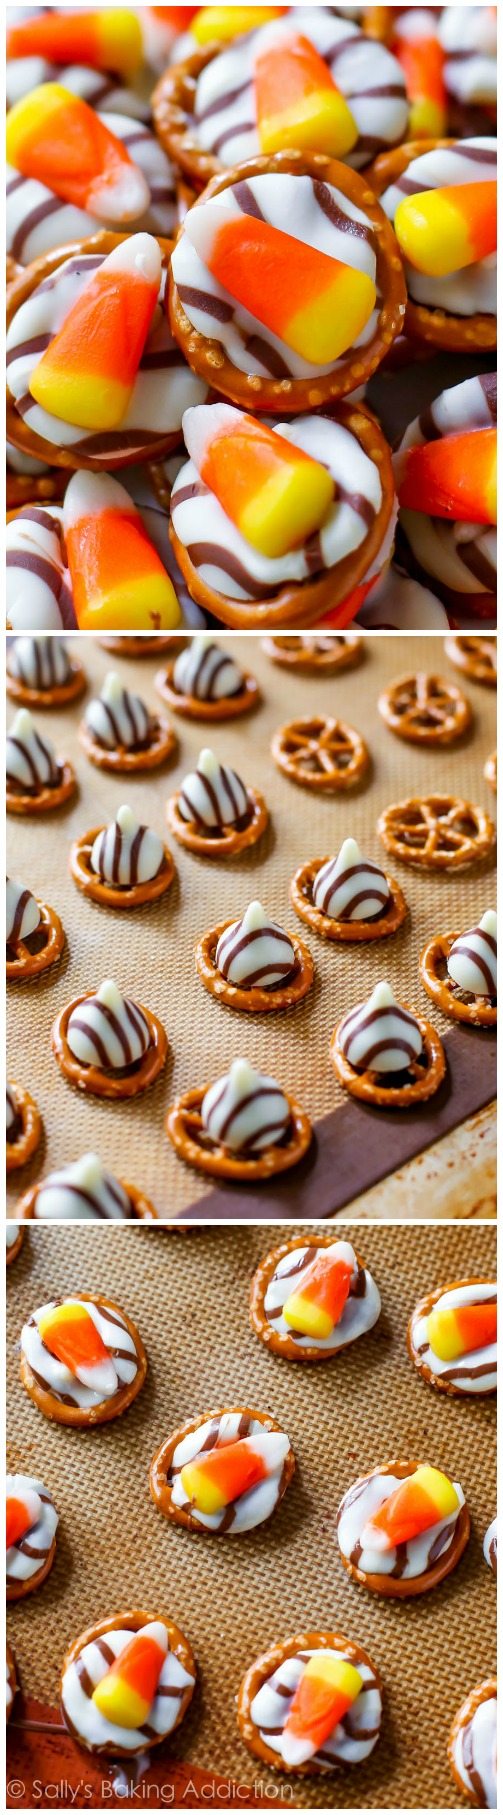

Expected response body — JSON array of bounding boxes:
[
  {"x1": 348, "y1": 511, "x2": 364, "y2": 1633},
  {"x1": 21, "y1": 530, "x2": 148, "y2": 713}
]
[
  {"x1": 338, "y1": 1458, "x2": 470, "y2": 1596},
  {"x1": 6, "y1": 760, "x2": 76, "y2": 816},
  {"x1": 261, "y1": 634, "x2": 363, "y2": 672},
  {"x1": 6, "y1": 468, "x2": 66, "y2": 512},
  {"x1": 377, "y1": 794, "x2": 495, "y2": 871},
  {"x1": 484, "y1": 750, "x2": 497, "y2": 793},
  {"x1": 168, "y1": 150, "x2": 407, "y2": 410},
  {"x1": 237, "y1": 1630, "x2": 382, "y2": 1774},
  {"x1": 6, "y1": 655, "x2": 86, "y2": 709},
  {"x1": 272, "y1": 716, "x2": 369, "y2": 792},
  {"x1": 378, "y1": 673, "x2": 471, "y2": 745},
  {"x1": 69, "y1": 828, "x2": 176, "y2": 911},
  {"x1": 165, "y1": 1085, "x2": 312, "y2": 1179},
  {"x1": 15, "y1": 1177, "x2": 159, "y2": 1222},
  {"x1": 60, "y1": 1609, "x2": 196, "y2": 1757},
  {"x1": 20, "y1": 1293, "x2": 147, "y2": 1428},
  {"x1": 97, "y1": 636, "x2": 185, "y2": 656},
  {"x1": 195, "y1": 919, "x2": 314, "y2": 1013},
  {"x1": 149, "y1": 1406, "x2": 295, "y2": 1534},
  {"x1": 448, "y1": 1680, "x2": 497, "y2": 1808},
  {"x1": 78, "y1": 715, "x2": 176, "y2": 773},
  {"x1": 290, "y1": 858, "x2": 407, "y2": 943},
  {"x1": 166, "y1": 786, "x2": 268, "y2": 858},
  {"x1": 155, "y1": 660, "x2": 260, "y2": 720},
  {"x1": 369, "y1": 140, "x2": 496, "y2": 352},
  {"x1": 250, "y1": 1236, "x2": 371, "y2": 1363},
  {"x1": 420, "y1": 931, "x2": 497, "y2": 1028},
  {"x1": 330, "y1": 1008, "x2": 446, "y2": 1107},
  {"x1": 7, "y1": 231, "x2": 179, "y2": 471},
  {"x1": 444, "y1": 634, "x2": 497, "y2": 687},
  {"x1": 7, "y1": 900, "x2": 65, "y2": 981},
  {"x1": 6, "y1": 1083, "x2": 42, "y2": 1174},
  {"x1": 407, "y1": 1277, "x2": 497, "y2": 1397},
  {"x1": 51, "y1": 993, "x2": 169, "y2": 1100}
]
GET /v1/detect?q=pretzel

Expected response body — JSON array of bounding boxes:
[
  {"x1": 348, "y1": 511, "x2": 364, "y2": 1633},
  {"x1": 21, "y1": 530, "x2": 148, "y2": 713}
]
[
  {"x1": 444, "y1": 634, "x2": 497, "y2": 687},
  {"x1": 290, "y1": 858, "x2": 407, "y2": 944},
  {"x1": 155, "y1": 661, "x2": 260, "y2": 721},
  {"x1": 149, "y1": 1406, "x2": 295, "y2": 1534},
  {"x1": 78, "y1": 715, "x2": 176, "y2": 773},
  {"x1": 6, "y1": 1083, "x2": 42, "y2": 1174},
  {"x1": 420, "y1": 931, "x2": 497, "y2": 1029},
  {"x1": 272, "y1": 716, "x2": 369, "y2": 792},
  {"x1": 6, "y1": 468, "x2": 66, "y2": 512},
  {"x1": 60, "y1": 1609, "x2": 196, "y2": 1757},
  {"x1": 261, "y1": 634, "x2": 363, "y2": 672},
  {"x1": 6, "y1": 654, "x2": 86, "y2": 709},
  {"x1": 378, "y1": 794, "x2": 495, "y2": 871},
  {"x1": 6, "y1": 1225, "x2": 25, "y2": 1266},
  {"x1": 250, "y1": 1237, "x2": 374, "y2": 1364},
  {"x1": 168, "y1": 150, "x2": 407, "y2": 411},
  {"x1": 20, "y1": 1293, "x2": 148, "y2": 1429},
  {"x1": 165, "y1": 1085, "x2": 312, "y2": 1179},
  {"x1": 337, "y1": 1458, "x2": 470, "y2": 1598},
  {"x1": 237, "y1": 1630, "x2": 383, "y2": 1774},
  {"x1": 70, "y1": 829, "x2": 176, "y2": 912},
  {"x1": 166, "y1": 786, "x2": 268, "y2": 859},
  {"x1": 6, "y1": 1643, "x2": 18, "y2": 1716},
  {"x1": 369, "y1": 139, "x2": 496, "y2": 352},
  {"x1": 15, "y1": 1179, "x2": 159, "y2": 1222},
  {"x1": 378, "y1": 673, "x2": 471, "y2": 745},
  {"x1": 97, "y1": 636, "x2": 185, "y2": 656},
  {"x1": 448, "y1": 1680, "x2": 497, "y2": 1809},
  {"x1": 330, "y1": 1010, "x2": 446, "y2": 1107},
  {"x1": 195, "y1": 920, "x2": 314, "y2": 1013},
  {"x1": 7, "y1": 900, "x2": 65, "y2": 981},
  {"x1": 7, "y1": 231, "x2": 179, "y2": 472},
  {"x1": 51, "y1": 994, "x2": 169, "y2": 1100},
  {"x1": 407, "y1": 1277, "x2": 497, "y2": 1398},
  {"x1": 7, "y1": 760, "x2": 76, "y2": 816},
  {"x1": 484, "y1": 751, "x2": 497, "y2": 793}
]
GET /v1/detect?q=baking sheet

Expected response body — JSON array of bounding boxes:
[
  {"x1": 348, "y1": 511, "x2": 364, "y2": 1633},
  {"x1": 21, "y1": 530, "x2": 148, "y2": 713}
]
[
  {"x1": 6, "y1": 632, "x2": 497, "y2": 1217},
  {"x1": 6, "y1": 1219, "x2": 497, "y2": 1809}
]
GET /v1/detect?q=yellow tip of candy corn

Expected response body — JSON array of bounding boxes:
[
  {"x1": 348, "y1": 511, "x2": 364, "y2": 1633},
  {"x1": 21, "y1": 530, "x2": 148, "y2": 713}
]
[
  {"x1": 180, "y1": 1460, "x2": 227, "y2": 1514},
  {"x1": 427, "y1": 1308, "x2": 468, "y2": 1362},
  {"x1": 99, "y1": 10, "x2": 144, "y2": 77},
  {"x1": 413, "y1": 1464, "x2": 459, "y2": 1520},
  {"x1": 409, "y1": 98, "x2": 447, "y2": 139},
  {"x1": 6, "y1": 81, "x2": 66, "y2": 170},
  {"x1": 239, "y1": 456, "x2": 334, "y2": 559},
  {"x1": 288, "y1": 265, "x2": 376, "y2": 365},
  {"x1": 191, "y1": 7, "x2": 284, "y2": 44},
  {"x1": 92, "y1": 1676, "x2": 149, "y2": 1730},
  {"x1": 394, "y1": 187, "x2": 483, "y2": 277},
  {"x1": 258, "y1": 89, "x2": 358, "y2": 159},
  {"x1": 29, "y1": 368, "x2": 129, "y2": 431},
  {"x1": 283, "y1": 1289, "x2": 334, "y2": 1340},
  {"x1": 38, "y1": 1302, "x2": 85, "y2": 1341},
  {"x1": 304, "y1": 1655, "x2": 362, "y2": 1701},
  {"x1": 77, "y1": 573, "x2": 181, "y2": 633}
]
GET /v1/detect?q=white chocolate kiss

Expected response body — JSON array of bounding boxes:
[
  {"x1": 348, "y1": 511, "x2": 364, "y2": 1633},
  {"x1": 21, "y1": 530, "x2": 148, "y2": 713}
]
[
  {"x1": 173, "y1": 636, "x2": 243, "y2": 700},
  {"x1": 35, "y1": 1154, "x2": 133, "y2": 1222},
  {"x1": 340, "y1": 981, "x2": 423, "y2": 1073},
  {"x1": 447, "y1": 910, "x2": 497, "y2": 998},
  {"x1": 21, "y1": 1296, "x2": 138, "y2": 1407},
  {"x1": 215, "y1": 902, "x2": 296, "y2": 989},
  {"x1": 8, "y1": 636, "x2": 72, "y2": 688},
  {"x1": 409, "y1": 1280, "x2": 497, "y2": 1395},
  {"x1": 6, "y1": 708, "x2": 59, "y2": 789},
  {"x1": 313, "y1": 838, "x2": 391, "y2": 922},
  {"x1": 85, "y1": 673, "x2": 151, "y2": 750},
  {"x1": 264, "y1": 1240, "x2": 381, "y2": 1353},
  {"x1": 250, "y1": 1645, "x2": 382, "y2": 1769},
  {"x1": 202, "y1": 1057, "x2": 290, "y2": 1154},
  {"x1": 178, "y1": 747, "x2": 249, "y2": 828},
  {"x1": 453, "y1": 1692, "x2": 497, "y2": 1810},
  {"x1": 61, "y1": 1620, "x2": 195, "y2": 1753},
  {"x1": 381, "y1": 139, "x2": 496, "y2": 318},
  {"x1": 91, "y1": 805, "x2": 165, "y2": 887},
  {"x1": 170, "y1": 1412, "x2": 290, "y2": 1533},
  {"x1": 66, "y1": 980, "x2": 151, "y2": 1071},
  {"x1": 483, "y1": 1516, "x2": 497, "y2": 1573},
  {"x1": 337, "y1": 1468, "x2": 465, "y2": 1579},
  {"x1": 6, "y1": 1473, "x2": 58, "y2": 1585},
  {"x1": 7, "y1": 877, "x2": 41, "y2": 943}
]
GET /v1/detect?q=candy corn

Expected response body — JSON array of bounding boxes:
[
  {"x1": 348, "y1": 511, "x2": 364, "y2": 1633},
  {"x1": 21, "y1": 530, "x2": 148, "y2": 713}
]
[
  {"x1": 190, "y1": 8, "x2": 287, "y2": 45},
  {"x1": 255, "y1": 33, "x2": 358, "y2": 157},
  {"x1": 37, "y1": 1301, "x2": 117, "y2": 1394},
  {"x1": 394, "y1": 179, "x2": 497, "y2": 277},
  {"x1": 6, "y1": 84, "x2": 149, "y2": 223},
  {"x1": 361, "y1": 1465, "x2": 460, "y2": 1553},
  {"x1": 29, "y1": 235, "x2": 161, "y2": 431},
  {"x1": 393, "y1": 24, "x2": 447, "y2": 138},
  {"x1": 184, "y1": 200, "x2": 376, "y2": 366},
  {"x1": 64, "y1": 473, "x2": 181, "y2": 631},
  {"x1": 180, "y1": 1433, "x2": 287, "y2": 1514},
  {"x1": 7, "y1": 1488, "x2": 42, "y2": 1551},
  {"x1": 6, "y1": 11, "x2": 143, "y2": 79},
  {"x1": 183, "y1": 403, "x2": 334, "y2": 558},
  {"x1": 427, "y1": 1301, "x2": 497, "y2": 1362},
  {"x1": 92, "y1": 1622, "x2": 168, "y2": 1730},
  {"x1": 398, "y1": 428, "x2": 496, "y2": 524},
  {"x1": 283, "y1": 1248, "x2": 353, "y2": 1340},
  {"x1": 283, "y1": 1654, "x2": 362, "y2": 1768}
]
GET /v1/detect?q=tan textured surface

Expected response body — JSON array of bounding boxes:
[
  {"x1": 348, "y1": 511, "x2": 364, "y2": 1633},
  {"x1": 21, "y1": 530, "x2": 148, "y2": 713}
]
[
  {"x1": 6, "y1": 633, "x2": 496, "y2": 1217},
  {"x1": 6, "y1": 1220, "x2": 496, "y2": 1808}
]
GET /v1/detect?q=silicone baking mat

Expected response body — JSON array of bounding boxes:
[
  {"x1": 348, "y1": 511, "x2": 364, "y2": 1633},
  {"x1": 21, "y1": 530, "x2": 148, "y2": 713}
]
[
  {"x1": 6, "y1": 633, "x2": 496, "y2": 1218},
  {"x1": 6, "y1": 1220, "x2": 496, "y2": 1810}
]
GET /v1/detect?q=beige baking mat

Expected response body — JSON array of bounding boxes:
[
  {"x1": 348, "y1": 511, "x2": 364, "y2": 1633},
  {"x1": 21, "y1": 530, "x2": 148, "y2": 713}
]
[
  {"x1": 6, "y1": 633, "x2": 496, "y2": 1217},
  {"x1": 6, "y1": 1220, "x2": 496, "y2": 1809}
]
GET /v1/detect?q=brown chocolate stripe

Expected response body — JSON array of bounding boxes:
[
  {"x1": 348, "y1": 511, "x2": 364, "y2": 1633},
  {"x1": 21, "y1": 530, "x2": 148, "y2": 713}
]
[{"x1": 183, "y1": 1024, "x2": 496, "y2": 1219}]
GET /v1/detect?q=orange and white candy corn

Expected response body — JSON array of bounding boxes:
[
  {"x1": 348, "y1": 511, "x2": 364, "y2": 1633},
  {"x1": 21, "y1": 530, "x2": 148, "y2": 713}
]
[
  {"x1": 361, "y1": 1465, "x2": 460, "y2": 1553},
  {"x1": 63, "y1": 473, "x2": 180, "y2": 631},
  {"x1": 184, "y1": 199, "x2": 376, "y2": 366},
  {"x1": 398, "y1": 427, "x2": 496, "y2": 524},
  {"x1": 427, "y1": 1301, "x2": 497, "y2": 1363},
  {"x1": 183, "y1": 403, "x2": 334, "y2": 558},
  {"x1": 283, "y1": 1654, "x2": 362, "y2": 1767},
  {"x1": 37, "y1": 1301, "x2": 117, "y2": 1395},
  {"x1": 255, "y1": 33, "x2": 358, "y2": 158},
  {"x1": 394, "y1": 179, "x2": 497, "y2": 277},
  {"x1": 92, "y1": 1622, "x2": 168, "y2": 1730},
  {"x1": 181, "y1": 1433, "x2": 288, "y2": 1514},
  {"x1": 190, "y1": 8, "x2": 287, "y2": 45},
  {"x1": 393, "y1": 15, "x2": 447, "y2": 139},
  {"x1": 283, "y1": 1248, "x2": 353, "y2": 1340},
  {"x1": 6, "y1": 10, "x2": 143, "y2": 79},
  {"x1": 29, "y1": 234, "x2": 161, "y2": 431},
  {"x1": 6, "y1": 83, "x2": 149, "y2": 223},
  {"x1": 7, "y1": 1487, "x2": 42, "y2": 1551}
]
